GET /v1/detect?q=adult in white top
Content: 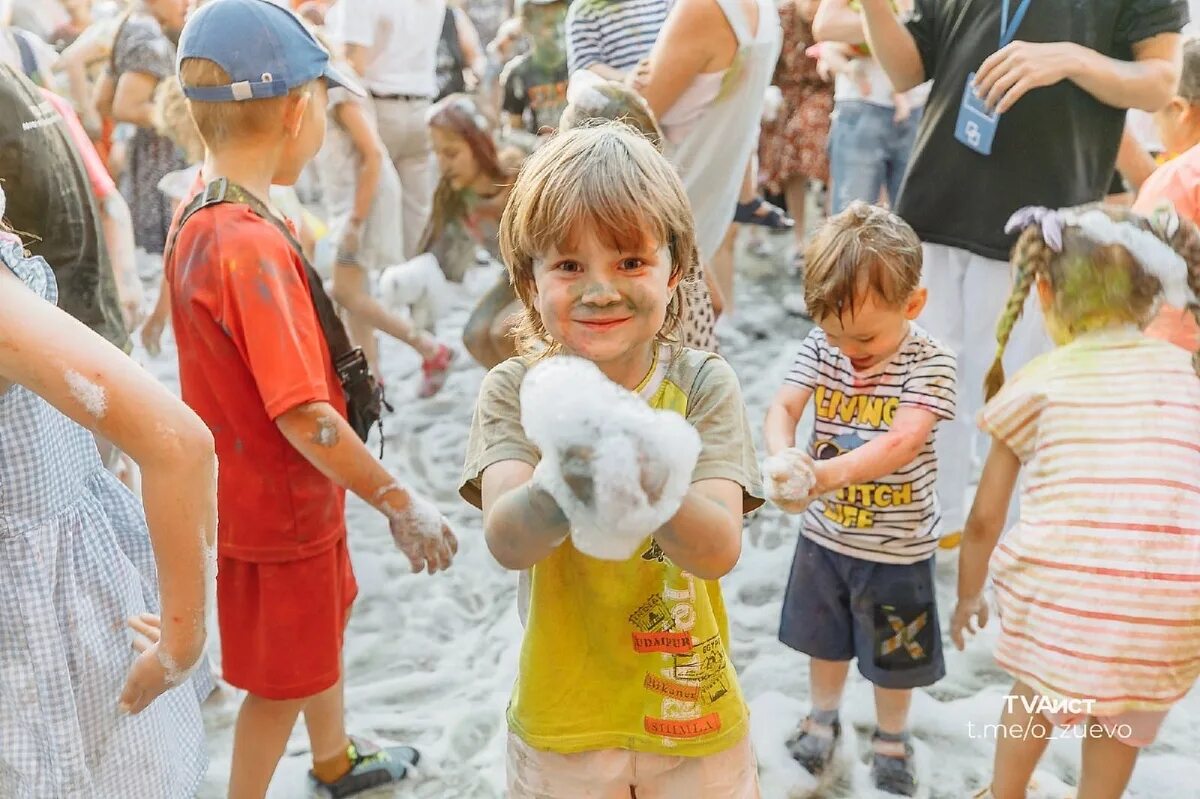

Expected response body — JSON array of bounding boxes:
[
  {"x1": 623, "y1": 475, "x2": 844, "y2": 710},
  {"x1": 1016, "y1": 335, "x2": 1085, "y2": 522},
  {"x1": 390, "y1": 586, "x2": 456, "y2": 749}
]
[
  {"x1": 638, "y1": 0, "x2": 782, "y2": 315},
  {"x1": 335, "y1": 0, "x2": 447, "y2": 259}
]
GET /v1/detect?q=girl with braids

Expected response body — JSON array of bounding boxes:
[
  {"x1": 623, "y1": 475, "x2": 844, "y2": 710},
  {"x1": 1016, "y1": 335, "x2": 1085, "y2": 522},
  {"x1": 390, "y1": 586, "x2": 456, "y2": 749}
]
[{"x1": 951, "y1": 204, "x2": 1200, "y2": 799}]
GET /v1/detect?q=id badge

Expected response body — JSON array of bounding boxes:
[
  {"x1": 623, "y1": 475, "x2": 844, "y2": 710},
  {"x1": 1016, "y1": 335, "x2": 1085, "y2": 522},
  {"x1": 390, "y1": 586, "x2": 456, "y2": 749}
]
[{"x1": 954, "y1": 71, "x2": 1000, "y2": 156}]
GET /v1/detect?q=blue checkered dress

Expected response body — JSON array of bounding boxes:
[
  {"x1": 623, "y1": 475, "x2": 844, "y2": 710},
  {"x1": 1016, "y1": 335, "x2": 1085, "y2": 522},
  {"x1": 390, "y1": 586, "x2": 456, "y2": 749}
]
[{"x1": 0, "y1": 240, "x2": 208, "y2": 798}]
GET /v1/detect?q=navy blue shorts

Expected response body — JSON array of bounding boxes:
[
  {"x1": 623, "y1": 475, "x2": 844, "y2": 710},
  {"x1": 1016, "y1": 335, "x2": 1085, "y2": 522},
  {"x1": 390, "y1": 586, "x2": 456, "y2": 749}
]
[{"x1": 779, "y1": 534, "x2": 944, "y2": 690}]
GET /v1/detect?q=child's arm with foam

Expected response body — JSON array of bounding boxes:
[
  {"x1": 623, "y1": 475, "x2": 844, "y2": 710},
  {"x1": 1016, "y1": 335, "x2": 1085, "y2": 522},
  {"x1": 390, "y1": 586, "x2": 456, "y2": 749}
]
[
  {"x1": 275, "y1": 405, "x2": 457, "y2": 575},
  {"x1": 950, "y1": 439, "x2": 1020, "y2": 649},
  {"x1": 480, "y1": 460, "x2": 572, "y2": 570},
  {"x1": 0, "y1": 265, "x2": 214, "y2": 713},
  {"x1": 764, "y1": 383, "x2": 814, "y2": 455},
  {"x1": 653, "y1": 479, "x2": 744, "y2": 579}
]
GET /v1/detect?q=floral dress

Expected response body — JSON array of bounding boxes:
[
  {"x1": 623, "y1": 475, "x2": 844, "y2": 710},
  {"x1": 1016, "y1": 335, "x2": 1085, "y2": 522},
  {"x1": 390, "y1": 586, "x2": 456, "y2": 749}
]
[
  {"x1": 0, "y1": 238, "x2": 208, "y2": 797},
  {"x1": 758, "y1": 0, "x2": 834, "y2": 193},
  {"x1": 112, "y1": 14, "x2": 186, "y2": 255}
]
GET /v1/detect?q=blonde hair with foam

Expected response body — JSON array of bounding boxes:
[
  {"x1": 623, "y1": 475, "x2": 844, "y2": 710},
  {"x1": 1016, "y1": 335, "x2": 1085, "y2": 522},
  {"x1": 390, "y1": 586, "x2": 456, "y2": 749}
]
[
  {"x1": 988, "y1": 203, "x2": 1200, "y2": 400},
  {"x1": 498, "y1": 123, "x2": 696, "y2": 356}
]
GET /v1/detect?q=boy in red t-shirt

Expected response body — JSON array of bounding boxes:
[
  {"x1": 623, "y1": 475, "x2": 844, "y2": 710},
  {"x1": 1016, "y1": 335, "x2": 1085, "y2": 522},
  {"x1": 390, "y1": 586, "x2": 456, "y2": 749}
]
[{"x1": 169, "y1": 2, "x2": 459, "y2": 797}]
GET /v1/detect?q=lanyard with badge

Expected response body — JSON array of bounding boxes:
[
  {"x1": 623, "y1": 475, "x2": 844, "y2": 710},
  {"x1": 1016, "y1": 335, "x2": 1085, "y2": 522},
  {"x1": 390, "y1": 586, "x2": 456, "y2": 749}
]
[{"x1": 954, "y1": 0, "x2": 1033, "y2": 155}]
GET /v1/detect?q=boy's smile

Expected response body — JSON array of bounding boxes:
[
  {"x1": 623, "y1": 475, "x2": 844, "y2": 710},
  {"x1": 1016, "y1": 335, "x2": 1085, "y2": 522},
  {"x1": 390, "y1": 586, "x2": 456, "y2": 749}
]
[{"x1": 532, "y1": 230, "x2": 678, "y2": 389}]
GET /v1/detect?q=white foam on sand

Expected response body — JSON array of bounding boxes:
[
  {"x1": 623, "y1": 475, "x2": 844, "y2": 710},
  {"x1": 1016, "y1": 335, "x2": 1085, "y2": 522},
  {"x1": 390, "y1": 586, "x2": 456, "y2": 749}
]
[{"x1": 132, "y1": 256, "x2": 1200, "y2": 798}]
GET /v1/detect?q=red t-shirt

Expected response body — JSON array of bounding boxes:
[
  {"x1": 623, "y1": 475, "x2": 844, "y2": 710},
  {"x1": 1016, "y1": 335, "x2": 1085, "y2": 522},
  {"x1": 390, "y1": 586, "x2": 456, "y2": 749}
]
[{"x1": 167, "y1": 201, "x2": 348, "y2": 562}]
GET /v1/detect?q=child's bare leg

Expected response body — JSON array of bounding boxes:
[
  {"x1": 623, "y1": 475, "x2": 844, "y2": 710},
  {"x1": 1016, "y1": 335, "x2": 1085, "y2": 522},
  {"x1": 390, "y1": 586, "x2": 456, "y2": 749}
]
[
  {"x1": 1077, "y1": 721, "x2": 1139, "y2": 799},
  {"x1": 990, "y1": 681, "x2": 1054, "y2": 799},
  {"x1": 791, "y1": 658, "x2": 850, "y2": 773},
  {"x1": 332, "y1": 264, "x2": 438, "y2": 360},
  {"x1": 811, "y1": 657, "x2": 851, "y2": 710},
  {"x1": 463, "y1": 276, "x2": 516, "y2": 368},
  {"x1": 487, "y1": 300, "x2": 521, "y2": 364},
  {"x1": 874, "y1": 686, "x2": 912, "y2": 735},
  {"x1": 228, "y1": 693, "x2": 308, "y2": 799},
  {"x1": 303, "y1": 676, "x2": 352, "y2": 777},
  {"x1": 346, "y1": 312, "x2": 381, "y2": 379}
]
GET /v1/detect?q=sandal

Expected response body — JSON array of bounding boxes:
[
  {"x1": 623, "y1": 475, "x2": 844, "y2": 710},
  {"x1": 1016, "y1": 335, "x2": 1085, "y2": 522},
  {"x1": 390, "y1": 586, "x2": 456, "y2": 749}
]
[
  {"x1": 870, "y1": 730, "x2": 917, "y2": 797},
  {"x1": 734, "y1": 197, "x2": 795, "y2": 230},
  {"x1": 308, "y1": 736, "x2": 420, "y2": 798},
  {"x1": 787, "y1": 713, "x2": 841, "y2": 777}
]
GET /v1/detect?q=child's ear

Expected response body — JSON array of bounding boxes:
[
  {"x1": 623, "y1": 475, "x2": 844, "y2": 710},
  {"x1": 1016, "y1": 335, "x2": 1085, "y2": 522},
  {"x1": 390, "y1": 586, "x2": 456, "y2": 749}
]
[
  {"x1": 284, "y1": 92, "x2": 311, "y2": 138},
  {"x1": 905, "y1": 286, "x2": 928, "y2": 320},
  {"x1": 1180, "y1": 98, "x2": 1200, "y2": 128},
  {"x1": 667, "y1": 268, "x2": 683, "y2": 292}
]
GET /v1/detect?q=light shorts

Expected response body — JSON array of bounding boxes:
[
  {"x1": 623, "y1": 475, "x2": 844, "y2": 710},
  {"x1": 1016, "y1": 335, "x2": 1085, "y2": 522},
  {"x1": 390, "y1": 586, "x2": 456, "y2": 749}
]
[
  {"x1": 1041, "y1": 706, "x2": 1170, "y2": 749},
  {"x1": 506, "y1": 731, "x2": 759, "y2": 798}
]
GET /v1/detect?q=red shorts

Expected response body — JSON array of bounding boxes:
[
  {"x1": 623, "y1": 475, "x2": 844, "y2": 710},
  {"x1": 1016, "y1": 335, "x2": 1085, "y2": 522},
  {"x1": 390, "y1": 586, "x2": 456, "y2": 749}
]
[{"x1": 217, "y1": 537, "x2": 358, "y2": 700}]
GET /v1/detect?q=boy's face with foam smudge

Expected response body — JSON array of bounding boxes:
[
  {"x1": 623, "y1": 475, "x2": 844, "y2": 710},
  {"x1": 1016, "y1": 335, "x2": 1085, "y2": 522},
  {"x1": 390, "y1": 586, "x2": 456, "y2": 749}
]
[{"x1": 531, "y1": 228, "x2": 678, "y2": 370}]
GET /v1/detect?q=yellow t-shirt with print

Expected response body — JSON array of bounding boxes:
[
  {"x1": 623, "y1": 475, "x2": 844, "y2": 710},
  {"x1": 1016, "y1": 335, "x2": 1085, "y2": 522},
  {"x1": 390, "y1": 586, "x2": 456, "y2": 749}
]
[{"x1": 460, "y1": 346, "x2": 763, "y2": 756}]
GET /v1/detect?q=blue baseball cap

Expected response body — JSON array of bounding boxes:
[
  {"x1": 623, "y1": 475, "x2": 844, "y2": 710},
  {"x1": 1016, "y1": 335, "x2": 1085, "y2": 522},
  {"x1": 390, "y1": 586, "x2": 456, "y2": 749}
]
[{"x1": 177, "y1": 0, "x2": 362, "y2": 102}]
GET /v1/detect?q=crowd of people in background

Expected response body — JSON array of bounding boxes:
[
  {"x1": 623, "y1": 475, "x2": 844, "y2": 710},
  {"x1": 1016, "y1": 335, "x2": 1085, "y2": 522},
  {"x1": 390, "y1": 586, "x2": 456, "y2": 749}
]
[{"x1": 3, "y1": 0, "x2": 1200, "y2": 797}]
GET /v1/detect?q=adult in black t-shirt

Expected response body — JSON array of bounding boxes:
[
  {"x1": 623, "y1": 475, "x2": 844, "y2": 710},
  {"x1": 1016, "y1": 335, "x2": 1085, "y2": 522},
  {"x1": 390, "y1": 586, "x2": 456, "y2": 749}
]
[
  {"x1": 0, "y1": 63, "x2": 128, "y2": 352},
  {"x1": 857, "y1": 0, "x2": 1186, "y2": 537}
]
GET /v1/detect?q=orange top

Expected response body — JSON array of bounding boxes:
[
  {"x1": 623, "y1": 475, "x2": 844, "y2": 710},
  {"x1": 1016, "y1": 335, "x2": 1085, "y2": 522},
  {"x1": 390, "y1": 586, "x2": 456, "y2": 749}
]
[{"x1": 1133, "y1": 143, "x2": 1200, "y2": 352}]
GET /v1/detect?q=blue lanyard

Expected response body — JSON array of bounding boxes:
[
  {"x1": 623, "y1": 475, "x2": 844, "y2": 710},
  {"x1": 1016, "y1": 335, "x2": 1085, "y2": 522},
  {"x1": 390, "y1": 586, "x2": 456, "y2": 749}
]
[{"x1": 999, "y1": 0, "x2": 1033, "y2": 48}]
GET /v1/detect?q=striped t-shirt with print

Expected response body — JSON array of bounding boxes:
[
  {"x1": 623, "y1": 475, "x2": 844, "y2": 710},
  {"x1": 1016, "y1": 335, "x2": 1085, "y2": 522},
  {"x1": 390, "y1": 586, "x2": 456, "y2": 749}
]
[
  {"x1": 786, "y1": 324, "x2": 957, "y2": 564},
  {"x1": 566, "y1": 0, "x2": 670, "y2": 74}
]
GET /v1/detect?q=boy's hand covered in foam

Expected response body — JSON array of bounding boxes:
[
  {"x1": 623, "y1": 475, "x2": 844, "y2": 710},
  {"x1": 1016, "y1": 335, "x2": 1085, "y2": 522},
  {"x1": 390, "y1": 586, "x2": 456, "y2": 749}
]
[
  {"x1": 521, "y1": 356, "x2": 702, "y2": 561},
  {"x1": 763, "y1": 447, "x2": 817, "y2": 514}
]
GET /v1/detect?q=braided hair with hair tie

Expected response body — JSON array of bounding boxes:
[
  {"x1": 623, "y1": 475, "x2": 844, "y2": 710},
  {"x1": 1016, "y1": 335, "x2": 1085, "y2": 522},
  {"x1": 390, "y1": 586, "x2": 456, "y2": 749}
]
[{"x1": 984, "y1": 227, "x2": 1051, "y2": 401}]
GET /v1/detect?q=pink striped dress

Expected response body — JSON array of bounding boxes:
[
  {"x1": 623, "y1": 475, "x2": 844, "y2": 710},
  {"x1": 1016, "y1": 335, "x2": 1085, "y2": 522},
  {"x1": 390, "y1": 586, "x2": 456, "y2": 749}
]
[{"x1": 979, "y1": 327, "x2": 1200, "y2": 716}]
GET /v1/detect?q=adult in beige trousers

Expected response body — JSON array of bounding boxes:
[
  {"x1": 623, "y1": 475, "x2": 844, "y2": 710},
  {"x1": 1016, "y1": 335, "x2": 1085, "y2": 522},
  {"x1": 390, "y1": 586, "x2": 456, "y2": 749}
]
[{"x1": 336, "y1": 0, "x2": 446, "y2": 259}]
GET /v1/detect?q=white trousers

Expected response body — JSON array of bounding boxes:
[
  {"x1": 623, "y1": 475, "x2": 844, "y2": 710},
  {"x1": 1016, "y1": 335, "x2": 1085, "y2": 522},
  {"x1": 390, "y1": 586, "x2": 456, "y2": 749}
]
[
  {"x1": 918, "y1": 243, "x2": 1051, "y2": 531},
  {"x1": 373, "y1": 97, "x2": 434, "y2": 261}
]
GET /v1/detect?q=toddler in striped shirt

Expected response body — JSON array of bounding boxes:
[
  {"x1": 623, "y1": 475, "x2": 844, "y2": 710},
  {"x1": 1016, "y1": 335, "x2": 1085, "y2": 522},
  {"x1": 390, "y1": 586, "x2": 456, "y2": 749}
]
[
  {"x1": 764, "y1": 201, "x2": 957, "y2": 796},
  {"x1": 953, "y1": 203, "x2": 1200, "y2": 799}
]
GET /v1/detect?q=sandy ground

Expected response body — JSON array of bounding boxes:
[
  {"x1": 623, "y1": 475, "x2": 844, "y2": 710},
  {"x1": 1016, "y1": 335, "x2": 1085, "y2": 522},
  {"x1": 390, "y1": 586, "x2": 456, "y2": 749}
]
[{"x1": 136, "y1": 234, "x2": 1200, "y2": 799}]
